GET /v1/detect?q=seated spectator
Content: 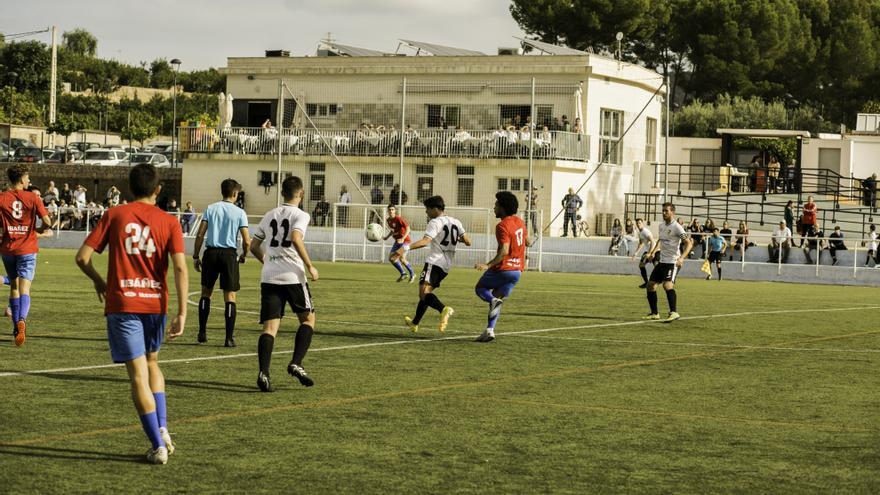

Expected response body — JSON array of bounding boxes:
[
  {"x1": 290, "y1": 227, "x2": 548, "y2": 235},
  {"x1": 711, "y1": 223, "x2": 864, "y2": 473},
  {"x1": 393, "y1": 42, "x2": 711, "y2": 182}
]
[
  {"x1": 180, "y1": 201, "x2": 196, "y2": 233},
  {"x1": 608, "y1": 218, "x2": 623, "y2": 255},
  {"x1": 768, "y1": 221, "x2": 792, "y2": 263},
  {"x1": 312, "y1": 196, "x2": 330, "y2": 226},
  {"x1": 802, "y1": 225, "x2": 824, "y2": 264},
  {"x1": 166, "y1": 198, "x2": 181, "y2": 215},
  {"x1": 731, "y1": 220, "x2": 751, "y2": 261},
  {"x1": 826, "y1": 225, "x2": 846, "y2": 266},
  {"x1": 687, "y1": 218, "x2": 702, "y2": 258},
  {"x1": 719, "y1": 221, "x2": 733, "y2": 258}
]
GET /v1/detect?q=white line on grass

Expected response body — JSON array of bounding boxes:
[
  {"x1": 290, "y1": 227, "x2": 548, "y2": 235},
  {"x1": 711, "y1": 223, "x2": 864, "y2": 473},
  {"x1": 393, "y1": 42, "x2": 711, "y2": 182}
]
[{"x1": 2, "y1": 305, "x2": 878, "y2": 378}]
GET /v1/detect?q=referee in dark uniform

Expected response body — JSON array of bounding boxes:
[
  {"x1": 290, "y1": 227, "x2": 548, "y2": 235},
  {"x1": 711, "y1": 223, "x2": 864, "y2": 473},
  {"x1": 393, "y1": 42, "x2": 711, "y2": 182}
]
[{"x1": 193, "y1": 178, "x2": 251, "y2": 347}]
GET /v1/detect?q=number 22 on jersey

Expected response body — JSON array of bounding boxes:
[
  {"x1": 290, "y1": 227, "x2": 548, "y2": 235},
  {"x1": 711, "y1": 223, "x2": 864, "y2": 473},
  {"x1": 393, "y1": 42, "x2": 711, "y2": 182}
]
[{"x1": 124, "y1": 223, "x2": 156, "y2": 257}]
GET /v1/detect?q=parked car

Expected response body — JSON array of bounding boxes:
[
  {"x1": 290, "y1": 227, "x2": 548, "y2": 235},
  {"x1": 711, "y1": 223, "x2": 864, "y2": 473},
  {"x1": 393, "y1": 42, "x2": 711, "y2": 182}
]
[
  {"x1": 9, "y1": 138, "x2": 33, "y2": 150},
  {"x1": 129, "y1": 152, "x2": 171, "y2": 168},
  {"x1": 0, "y1": 142, "x2": 9, "y2": 160},
  {"x1": 13, "y1": 146, "x2": 44, "y2": 163},
  {"x1": 82, "y1": 148, "x2": 128, "y2": 166},
  {"x1": 67, "y1": 142, "x2": 102, "y2": 153},
  {"x1": 44, "y1": 149, "x2": 83, "y2": 164},
  {"x1": 41, "y1": 148, "x2": 55, "y2": 161},
  {"x1": 124, "y1": 146, "x2": 140, "y2": 154}
]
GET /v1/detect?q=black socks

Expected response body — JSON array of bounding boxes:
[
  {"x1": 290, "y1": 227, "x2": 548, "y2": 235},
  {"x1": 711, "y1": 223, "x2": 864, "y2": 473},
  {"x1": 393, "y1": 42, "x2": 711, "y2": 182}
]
[
  {"x1": 423, "y1": 293, "x2": 445, "y2": 312},
  {"x1": 198, "y1": 297, "x2": 210, "y2": 333},
  {"x1": 225, "y1": 302, "x2": 237, "y2": 339},
  {"x1": 292, "y1": 324, "x2": 314, "y2": 366},
  {"x1": 639, "y1": 266, "x2": 648, "y2": 283},
  {"x1": 666, "y1": 289, "x2": 677, "y2": 312},
  {"x1": 647, "y1": 291, "x2": 658, "y2": 314},
  {"x1": 258, "y1": 334, "x2": 274, "y2": 374},
  {"x1": 413, "y1": 301, "x2": 429, "y2": 325}
]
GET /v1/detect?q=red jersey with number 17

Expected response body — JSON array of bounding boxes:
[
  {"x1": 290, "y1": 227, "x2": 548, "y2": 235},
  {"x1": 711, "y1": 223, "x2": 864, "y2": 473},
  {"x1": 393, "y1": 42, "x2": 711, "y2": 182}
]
[
  {"x1": 386, "y1": 215, "x2": 411, "y2": 243},
  {"x1": 0, "y1": 189, "x2": 49, "y2": 255},
  {"x1": 84, "y1": 202, "x2": 184, "y2": 315},
  {"x1": 492, "y1": 215, "x2": 527, "y2": 272}
]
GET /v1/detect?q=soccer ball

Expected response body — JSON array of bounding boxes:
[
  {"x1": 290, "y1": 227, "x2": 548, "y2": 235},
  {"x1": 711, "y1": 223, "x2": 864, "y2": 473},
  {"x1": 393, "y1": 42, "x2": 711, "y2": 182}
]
[{"x1": 365, "y1": 223, "x2": 384, "y2": 242}]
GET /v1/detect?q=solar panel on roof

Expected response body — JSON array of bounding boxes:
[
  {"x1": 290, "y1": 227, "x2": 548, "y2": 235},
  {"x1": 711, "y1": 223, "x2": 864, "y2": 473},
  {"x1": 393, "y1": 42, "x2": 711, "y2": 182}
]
[
  {"x1": 398, "y1": 39, "x2": 485, "y2": 56},
  {"x1": 325, "y1": 42, "x2": 389, "y2": 57},
  {"x1": 516, "y1": 37, "x2": 589, "y2": 56}
]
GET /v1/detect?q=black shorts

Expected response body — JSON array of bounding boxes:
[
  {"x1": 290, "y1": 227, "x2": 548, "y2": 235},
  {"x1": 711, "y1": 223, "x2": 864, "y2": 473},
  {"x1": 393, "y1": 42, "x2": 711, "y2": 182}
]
[
  {"x1": 649, "y1": 262, "x2": 679, "y2": 284},
  {"x1": 708, "y1": 251, "x2": 723, "y2": 262},
  {"x1": 260, "y1": 283, "x2": 314, "y2": 323},
  {"x1": 419, "y1": 263, "x2": 448, "y2": 288},
  {"x1": 201, "y1": 248, "x2": 240, "y2": 291}
]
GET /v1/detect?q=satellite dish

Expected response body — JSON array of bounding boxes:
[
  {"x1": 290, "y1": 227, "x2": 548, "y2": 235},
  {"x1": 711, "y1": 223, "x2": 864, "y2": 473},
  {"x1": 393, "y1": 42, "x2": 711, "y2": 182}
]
[{"x1": 615, "y1": 32, "x2": 624, "y2": 41}]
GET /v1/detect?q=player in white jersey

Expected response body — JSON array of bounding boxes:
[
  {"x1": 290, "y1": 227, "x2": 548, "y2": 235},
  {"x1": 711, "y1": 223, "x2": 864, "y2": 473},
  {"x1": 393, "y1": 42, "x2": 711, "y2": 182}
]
[
  {"x1": 398, "y1": 195, "x2": 471, "y2": 333},
  {"x1": 643, "y1": 203, "x2": 693, "y2": 322},
  {"x1": 632, "y1": 218, "x2": 656, "y2": 288},
  {"x1": 249, "y1": 176, "x2": 319, "y2": 392}
]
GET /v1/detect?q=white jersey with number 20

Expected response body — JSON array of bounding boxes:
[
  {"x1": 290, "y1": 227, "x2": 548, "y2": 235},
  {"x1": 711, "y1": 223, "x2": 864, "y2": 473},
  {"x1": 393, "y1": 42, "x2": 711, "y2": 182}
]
[{"x1": 423, "y1": 215, "x2": 466, "y2": 273}]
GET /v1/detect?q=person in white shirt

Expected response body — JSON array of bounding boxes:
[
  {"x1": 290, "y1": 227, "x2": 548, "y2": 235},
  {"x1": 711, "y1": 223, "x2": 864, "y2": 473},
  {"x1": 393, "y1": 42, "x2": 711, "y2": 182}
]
[
  {"x1": 767, "y1": 220, "x2": 792, "y2": 263},
  {"x1": 865, "y1": 223, "x2": 879, "y2": 267},
  {"x1": 643, "y1": 203, "x2": 693, "y2": 322},
  {"x1": 338, "y1": 185, "x2": 352, "y2": 227},
  {"x1": 399, "y1": 195, "x2": 471, "y2": 333},
  {"x1": 250, "y1": 176, "x2": 319, "y2": 392},
  {"x1": 632, "y1": 218, "x2": 656, "y2": 288}
]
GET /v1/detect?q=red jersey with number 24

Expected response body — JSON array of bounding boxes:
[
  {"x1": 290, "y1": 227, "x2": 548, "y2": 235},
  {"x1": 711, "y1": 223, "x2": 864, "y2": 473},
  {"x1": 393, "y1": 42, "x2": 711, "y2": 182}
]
[
  {"x1": 0, "y1": 189, "x2": 48, "y2": 255},
  {"x1": 84, "y1": 202, "x2": 184, "y2": 315},
  {"x1": 386, "y1": 215, "x2": 411, "y2": 243},
  {"x1": 492, "y1": 215, "x2": 527, "y2": 272}
]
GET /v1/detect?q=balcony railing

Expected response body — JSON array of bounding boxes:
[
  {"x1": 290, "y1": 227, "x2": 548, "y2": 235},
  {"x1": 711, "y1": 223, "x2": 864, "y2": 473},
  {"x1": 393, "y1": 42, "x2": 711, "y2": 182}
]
[{"x1": 178, "y1": 126, "x2": 590, "y2": 162}]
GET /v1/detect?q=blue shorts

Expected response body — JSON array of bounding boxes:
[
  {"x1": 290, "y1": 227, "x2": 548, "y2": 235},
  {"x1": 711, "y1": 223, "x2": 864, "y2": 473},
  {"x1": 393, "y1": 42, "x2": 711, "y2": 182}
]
[
  {"x1": 477, "y1": 270, "x2": 521, "y2": 298},
  {"x1": 2, "y1": 254, "x2": 37, "y2": 281},
  {"x1": 390, "y1": 242, "x2": 410, "y2": 254},
  {"x1": 106, "y1": 313, "x2": 166, "y2": 363}
]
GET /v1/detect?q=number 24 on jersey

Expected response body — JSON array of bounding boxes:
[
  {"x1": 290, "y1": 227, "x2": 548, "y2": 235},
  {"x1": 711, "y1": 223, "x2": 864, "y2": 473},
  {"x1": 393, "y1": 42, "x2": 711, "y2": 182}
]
[{"x1": 124, "y1": 223, "x2": 156, "y2": 257}]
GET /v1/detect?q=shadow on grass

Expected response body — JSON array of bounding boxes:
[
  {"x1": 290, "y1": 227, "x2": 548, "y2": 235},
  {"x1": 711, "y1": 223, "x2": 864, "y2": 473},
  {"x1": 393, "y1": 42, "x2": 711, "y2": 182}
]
[
  {"x1": 31, "y1": 372, "x2": 256, "y2": 394},
  {"x1": 505, "y1": 312, "x2": 618, "y2": 321},
  {"x1": 0, "y1": 444, "x2": 143, "y2": 463},
  {"x1": 34, "y1": 335, "x2": 107, "y2": 343}
]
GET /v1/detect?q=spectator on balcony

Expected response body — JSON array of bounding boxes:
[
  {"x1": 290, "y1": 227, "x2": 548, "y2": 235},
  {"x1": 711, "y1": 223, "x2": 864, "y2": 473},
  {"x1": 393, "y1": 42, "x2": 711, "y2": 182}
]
[
  {"x1": 747, "y1": 155, "x2": 762, "y2": 192},
  {"x1": 826, "y1": 225, "x2": 846, "y2": 266},
  {"x1": 768, "y1": 221, "x2": 792, "y2": 263},
  {"x1": 338, "y1": 185, "x2": 351, "y2": 227},
  {"x1": 312, "y1": 196, "x2": 330, "y2": 227},
  {"x1": 800, "y1": 195, "x2": 818, "y2": 247},
  {"x1": 863, "y1": 173, "x2": 877, "y2": 209},
  {"x1": 574, "y1": 117, "x2": 583, "y2": 134},
  {"x1": 539, "y1": 126, "x2": 552, "y2": 147},
  {"x1": 561, "y1": 187, "x2": 583, "y2": 237},
  {"x1": 731, "y1": 220, "x2": 750, "y2": 261},
  {"x1": 865, "y1": 224, "x2": 878, "y2": 267},
  {"x1": 438, "y1": 116, "x2": 447, "y2": 129},
  {"x1": 261, "y1": 119, "x2": 273, "y2": 129},
  {"x1": 802, "y1": 224, "x2": 823, "y2": 264},
  {"x1": 551, "y1": 117, "x2": 561, "y2": 131},
  {"x1": 686, "y1": 218, "x2": 702, "y2": 258},
  {"x1": 767, "y1": 155, "x2": 781, "y2": 193},
  {"x1": 720, "y1": 221, "x2": 733, "y2": 258},
  {"x1": 561, "y1": 115, "x2": 571, "y2": 132},
  {"x1": 608, "y1": 218, "x2": 623, "y2": 255},
  {"x1": 181, "y1": 201, "x2": 196, "y2": 234}
]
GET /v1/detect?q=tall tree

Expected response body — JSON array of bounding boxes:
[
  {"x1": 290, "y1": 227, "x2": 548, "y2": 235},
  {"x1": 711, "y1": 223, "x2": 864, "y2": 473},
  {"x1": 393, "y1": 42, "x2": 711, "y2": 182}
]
[{"x1": 62, "y1": 28, "x2": 98, "y2": 57}]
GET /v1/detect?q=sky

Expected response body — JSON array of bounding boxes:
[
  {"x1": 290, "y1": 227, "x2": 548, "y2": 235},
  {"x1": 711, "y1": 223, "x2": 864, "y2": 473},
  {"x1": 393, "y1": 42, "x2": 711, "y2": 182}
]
[{"x1": 1, "y1": 0, "x2": 528, "y2": 70}]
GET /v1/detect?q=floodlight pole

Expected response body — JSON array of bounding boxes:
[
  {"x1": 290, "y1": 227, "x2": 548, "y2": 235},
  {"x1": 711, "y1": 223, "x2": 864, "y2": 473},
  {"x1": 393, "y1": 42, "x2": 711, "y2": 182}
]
[
  {"x1": 399, "y1": 77, "x2": 407, "y2": 205},
  {"x1": 527, "y1": 77, "x2": 536, "y2": 233},
  {"x1": 276, "y1": 79, "x2": 284, "y2": 207},
  {"x1": 49, "y1": 26, "x2": 57, "y2": 147},
  {"x1": 664, "y1": 74, "x2": 670, "y2": 203}
]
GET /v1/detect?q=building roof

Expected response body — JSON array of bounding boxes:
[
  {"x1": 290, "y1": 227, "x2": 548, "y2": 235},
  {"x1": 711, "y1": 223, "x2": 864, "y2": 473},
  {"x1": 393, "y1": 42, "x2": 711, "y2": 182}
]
[
  {"x1": 323, "y1": 42, "x2": 390, "y2": 57},
  {"x1": 516, "y1": 37, "x2": 589, "y2": 56},
  {"x1": 398, "y1": 39, "x2": 485, "y2": 56},
  {"x1": 716, "y1": 128, "x2": 811, "y2": 138}
]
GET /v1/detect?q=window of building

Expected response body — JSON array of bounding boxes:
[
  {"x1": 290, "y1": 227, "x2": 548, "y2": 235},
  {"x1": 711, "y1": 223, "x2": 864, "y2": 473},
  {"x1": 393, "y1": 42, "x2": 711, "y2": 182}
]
[
  {"x1": 496, "y1": 177, "x2": 530, "y2": 192},
  {"x1": 645, "y1": 117, "x2": 657, "y2": 162},
  {"x1": 599, "y1": 108, "x2": 624, "y2": 165},
  {"x1": 359, "y1": 173, "x2": 395, "y2": 187},
  {"x1": 457, "y1": 166, "x2": 474, "y2": 206},
  {"x1": 416, "y1": 165, "x2": 434, "y2": 202},
  {"x1": 308, "y1": 163, "x2": 325, "y2": 203},
  {"x1": 307, "y1": 104, "x2": 338, "y2": 117},
  {"x1": 426, "y1": 105, "x2": 460, "y2": 128}
]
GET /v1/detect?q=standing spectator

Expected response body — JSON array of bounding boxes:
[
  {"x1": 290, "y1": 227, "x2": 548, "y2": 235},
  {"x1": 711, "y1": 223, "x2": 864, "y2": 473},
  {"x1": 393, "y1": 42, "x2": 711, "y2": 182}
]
[
  {"x1": 608, "y1": 218, "x2": 623, "y2": 255},
  {"x1": 865, "y1": 224, "x2": 878, "y2": 267},
  {"x1": 826, "y1": 226, "x2": 846, "y2": 266},
  {"x1": 768, "y1": 221, "x2": 792, "y2": 263},
  {"x1": 60, "y1": 183, "x2": 73, "y2": 206},
  {"x1": 389, "y1": 184, "x2": 404, "y2": 206},
  {"x1": 706, "y1": 228, "x2": 727, "y2": 280},
  {"x1": 863, "y1": 173, "x2": 877, "y2": 209},
  {"x1": 784, "y1": 200, "x2": 795, "y2": 234},
  {"x1": 234, "y1": 190, "x2": 246, "y2": 210},
  {"x1": 802, "y1": 225, "x2": 823, "y2": 264},
  {"x1": 338, "y1": 185, "x2": 351, "y2": 227},
  {"x1": 369, "y1": 182, "x2": 384, "y2": 224},
  {"x1": 719, "y1": 221, "x2": 733, "y2": 259},
  {"x1": 106, "y1": 186, "x2": 121, "y2": 208},
  {"x1": 767, "y1": 155, "x2": 781, "y2": 193},
  {"x1": 561, "y1": 115, "x2": 571, "y2": 132},
  {"x1": 312, "y1": 196, "x2": 330, "y2": 226},
  {"x1": 800, "y1": 195, "x2": 818, "y2": 247},
  {"x1": 527, "y1": 186, "x2": 539, "y2": 237},
  {"x1": 166, "y1": 199, "x2": 180, "y2": 216},
  {"x1": 180, "y1": 201, "x2": 196, "y2": 234},
  {"x1": 561, "y1": 187, "x2": 582, "y2": 237}
]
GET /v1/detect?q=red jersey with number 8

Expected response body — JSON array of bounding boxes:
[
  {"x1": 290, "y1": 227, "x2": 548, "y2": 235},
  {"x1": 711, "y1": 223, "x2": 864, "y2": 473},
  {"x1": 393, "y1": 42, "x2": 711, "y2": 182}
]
[
  {"x1": 0, "y1": 189, "x2": 48, "y2": 255},
  {"x1": 492, "y1": 215, "x2": 527, "y2": 272},
  {"x1": 85, "y1": 202, "x2": 184, "y2": 315}
]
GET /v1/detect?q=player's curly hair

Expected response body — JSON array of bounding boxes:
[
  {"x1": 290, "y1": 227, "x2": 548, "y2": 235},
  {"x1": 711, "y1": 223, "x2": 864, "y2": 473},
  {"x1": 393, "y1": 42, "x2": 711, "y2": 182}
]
[
  {"x1": 6, "y1": 164, "x2": 29, "y2": 186},
  {"x1": 423, "y1": 195, "x2": 445, "y2": 211},
  {"x1": 495, "y1": 191, "x2": 518, "y2": 216}
]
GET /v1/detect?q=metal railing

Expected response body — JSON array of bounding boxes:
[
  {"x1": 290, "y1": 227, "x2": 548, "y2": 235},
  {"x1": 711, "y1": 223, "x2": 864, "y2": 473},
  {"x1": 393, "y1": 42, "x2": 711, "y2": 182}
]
[
  {"x1": 178, "y1": 126, "x2": 590, "y2": 162},
  {"x1": 47, "y1": 206, "x2": 202, "y2": 237}
]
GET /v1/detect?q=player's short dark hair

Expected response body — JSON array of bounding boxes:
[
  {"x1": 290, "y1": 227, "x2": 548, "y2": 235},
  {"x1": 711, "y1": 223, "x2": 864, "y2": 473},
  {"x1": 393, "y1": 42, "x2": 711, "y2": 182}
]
[
  {"x1": 495, "y1": 191, "x2": 518, "y2": 216},
  {"x1": 129, "y1": 163, "x2": 160, "y2": 198},
  {"x1": 662, "y1": 202, "x2": 675, "y2": 211},
  {"x1": 281, "y1": 175, "x2": 303, "y2": 200},
  {"x1": 220, "y1": 178, "x2": 241, "y2": 198},
  {"x1": 423, "y1": 195, "x2": 445, "y2": 211},
  {"x1": 7, "y1": 164, "x2": 29, "y2": 185}
]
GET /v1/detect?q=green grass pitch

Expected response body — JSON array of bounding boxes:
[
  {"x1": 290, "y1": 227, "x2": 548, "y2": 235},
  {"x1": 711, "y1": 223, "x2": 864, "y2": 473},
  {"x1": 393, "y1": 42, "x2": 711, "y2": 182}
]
[{"x1": 1, "y1": 248, "x2": 878, "y2": 493}]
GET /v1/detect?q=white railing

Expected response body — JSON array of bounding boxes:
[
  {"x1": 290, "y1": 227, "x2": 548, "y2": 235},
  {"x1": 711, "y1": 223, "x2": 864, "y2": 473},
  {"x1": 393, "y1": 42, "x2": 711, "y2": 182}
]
[
  {"x1": 47, "y1": 207, "x2": 202, "y2": 237},
  {"x1": 179, "y1": 126, "x2": 590, "y2": 161}
]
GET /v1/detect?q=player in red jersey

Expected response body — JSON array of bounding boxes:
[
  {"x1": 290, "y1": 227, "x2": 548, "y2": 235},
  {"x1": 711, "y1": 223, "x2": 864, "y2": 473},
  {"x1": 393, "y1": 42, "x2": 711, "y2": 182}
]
[
  {"x1": 75, "y1": 164, "x2": 188, "y2": 465},
  {"x1": 0, "y1": 164, "x2": 54, "y2": 347},
  {"x1": 383, "y1": 205, "x2": 415, "y2": 282},
  {"x1": 474, "y1": 191, "x2": 531, "y2": 342}
]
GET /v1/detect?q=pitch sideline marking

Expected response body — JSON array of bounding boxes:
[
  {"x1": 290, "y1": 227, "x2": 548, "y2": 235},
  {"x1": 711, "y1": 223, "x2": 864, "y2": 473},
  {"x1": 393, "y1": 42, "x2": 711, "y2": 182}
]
[
  {"x1": 4, "y1": 326, "x2": 878, "y2": 446},
  {"x1": 2, "y1": 305, "x2": 879, "y2": 378}
]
